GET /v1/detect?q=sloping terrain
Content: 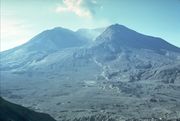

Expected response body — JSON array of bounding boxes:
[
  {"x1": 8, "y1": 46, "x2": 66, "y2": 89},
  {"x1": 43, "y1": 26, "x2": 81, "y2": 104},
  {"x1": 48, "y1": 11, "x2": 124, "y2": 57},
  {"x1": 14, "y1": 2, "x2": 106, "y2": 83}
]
[
  {"x1": 0, "y1": 24, "x2": 180, "y2": 121},
  {"x1": 0, "y1": 97, "x2": 56, "y2": 121},
  {"x1": 0, "y1": 27, "x2": 87, "y2": 71}
]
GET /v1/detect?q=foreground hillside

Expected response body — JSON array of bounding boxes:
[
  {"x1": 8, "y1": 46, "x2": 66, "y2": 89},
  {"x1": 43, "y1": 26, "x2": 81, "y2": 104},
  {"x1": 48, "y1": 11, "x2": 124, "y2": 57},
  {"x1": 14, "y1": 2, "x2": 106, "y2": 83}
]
[{"x1": 0, "y1": 97, "x2": 56, "y2": 121}]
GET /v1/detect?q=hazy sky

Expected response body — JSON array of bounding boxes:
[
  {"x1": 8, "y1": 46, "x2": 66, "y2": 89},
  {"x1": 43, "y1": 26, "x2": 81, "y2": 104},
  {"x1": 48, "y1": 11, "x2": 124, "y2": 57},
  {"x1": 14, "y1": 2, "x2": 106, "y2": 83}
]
[{"x1": 1, "y1": 0, "x2": 180, "y2": 51}]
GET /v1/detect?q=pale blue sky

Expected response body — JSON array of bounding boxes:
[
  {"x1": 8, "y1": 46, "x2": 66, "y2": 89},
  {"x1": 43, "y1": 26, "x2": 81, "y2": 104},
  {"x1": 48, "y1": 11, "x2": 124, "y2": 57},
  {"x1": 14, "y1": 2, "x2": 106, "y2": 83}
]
[{"x1": 1, "y1": 0, "x2": 180, "y2": 51}]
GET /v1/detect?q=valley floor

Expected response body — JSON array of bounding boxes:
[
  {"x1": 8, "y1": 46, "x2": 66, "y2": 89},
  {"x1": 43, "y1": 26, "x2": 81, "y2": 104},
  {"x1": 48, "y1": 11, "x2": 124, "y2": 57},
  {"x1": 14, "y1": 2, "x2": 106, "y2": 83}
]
[{"x1": 1, "y1": 73, "x2": 180, "y2": 121}]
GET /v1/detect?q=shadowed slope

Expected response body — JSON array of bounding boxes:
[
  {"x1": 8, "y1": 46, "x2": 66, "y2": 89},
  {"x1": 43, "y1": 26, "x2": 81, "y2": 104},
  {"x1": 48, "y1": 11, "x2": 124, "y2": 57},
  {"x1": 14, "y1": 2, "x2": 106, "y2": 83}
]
[{"x1": 0, "y1": 97, "x2": 56, "y2": 121}]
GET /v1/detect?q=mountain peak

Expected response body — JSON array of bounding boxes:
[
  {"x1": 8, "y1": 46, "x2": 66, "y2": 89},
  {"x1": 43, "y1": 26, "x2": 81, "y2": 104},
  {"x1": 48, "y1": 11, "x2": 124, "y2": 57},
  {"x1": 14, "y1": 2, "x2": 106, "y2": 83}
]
[
  {"x1": 104, "y1": 24, "x2": 138, "y2": 35},
  {"x1": 51, "y1": 27, "x2": 73, "y2": 32},
  {"x1": 95, "y1": 24, "x2": 180, "y2": 53},
  {"x1": 108, "y1": 23, "x2": 128, "y2": 29}
]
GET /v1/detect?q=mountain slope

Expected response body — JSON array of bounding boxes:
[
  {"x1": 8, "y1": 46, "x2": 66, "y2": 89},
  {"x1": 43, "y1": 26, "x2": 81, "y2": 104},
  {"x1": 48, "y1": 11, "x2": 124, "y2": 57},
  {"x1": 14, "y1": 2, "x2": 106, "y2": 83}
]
[
  {"x1": 1, "y1": 24, "x2": 180, "y2": 121},
  {"x1": 4, "y1": 27, "x2": 87, "y2": 53},
  {"x1": 0, "y1": 97, "x2": 56, "y2": 121},
  {"x1": 94, "y1": 24, "x2": 180, "y2": 53},
  {"x1": 0, "y1": 27, "x2": 87, "y2": 71},
  {"x1": 87, "y1": 24, "x2": 180, "y2": 83}
]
